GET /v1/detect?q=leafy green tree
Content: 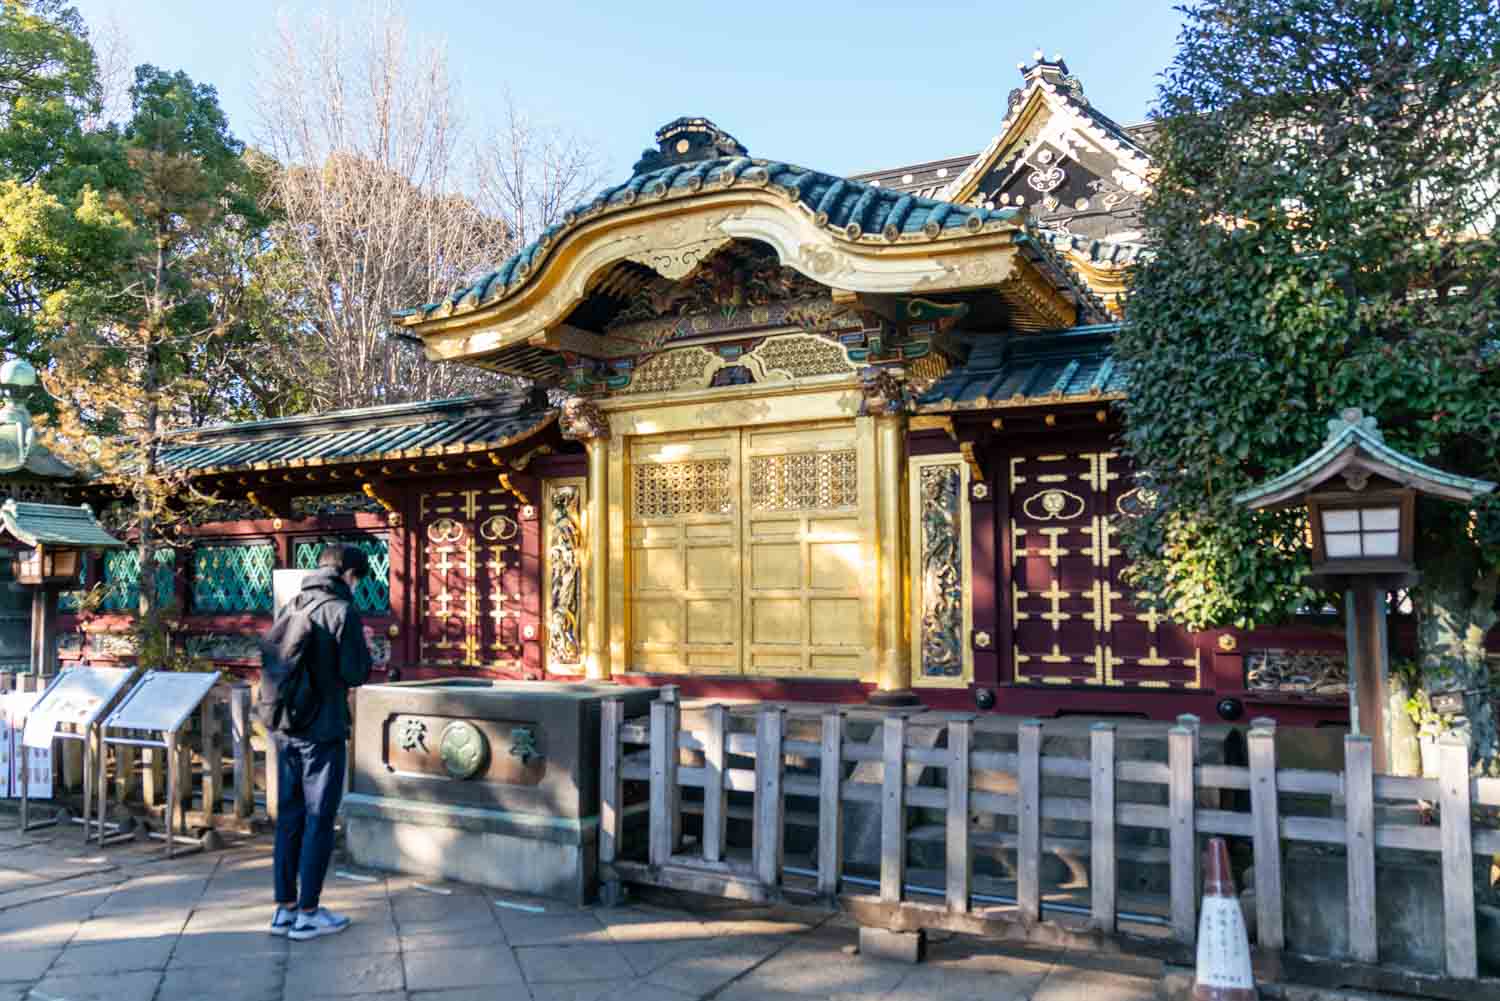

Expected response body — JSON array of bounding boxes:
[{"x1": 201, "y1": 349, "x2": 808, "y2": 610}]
[
  {"x1": 38, "y1": 66, "x2": 270, "y2": 631},
  {"x1": 1117, "y1": 0, "x2": 1500, "y2": 771}
]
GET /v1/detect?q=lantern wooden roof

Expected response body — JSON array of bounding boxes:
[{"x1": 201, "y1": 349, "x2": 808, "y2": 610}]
[
  {"x1": 0, "y1": 500, "x2": 123, "y2": 550},
  {"x1": 1234, "y1": 409, "x2": 1497, "y2": 511}
]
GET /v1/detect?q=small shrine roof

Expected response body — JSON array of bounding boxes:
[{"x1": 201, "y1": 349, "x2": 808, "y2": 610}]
[
  {"x1": 157, "y1": 392, "x2": 554, "y2": 475},
  {"x1": 399, "y1": 155, "x2": 1022, "y2": 324},
  {"x1": 0, "y1": 500, "x2": 123, "y2": 550},
  {"x1": 1234, "y1": 409, "x2": 1497, "y2": 510},
  {"x1": 916, "y1": 324, "x2": 1126, "y2": 412}
]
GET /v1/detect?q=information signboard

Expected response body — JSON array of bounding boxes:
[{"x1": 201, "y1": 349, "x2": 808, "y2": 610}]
[
  {"x1": 22, "y1": 667, "x2": 134, "y2": 750},
  {"x1": 105, "y1": 671, "x2": 220, "y2": 734},
  {"x1": 274, "y1": 569, "x2": 312, "y2": 614}
]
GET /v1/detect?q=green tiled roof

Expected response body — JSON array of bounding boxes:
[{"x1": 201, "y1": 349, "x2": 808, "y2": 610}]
[
  {"x1": 158, "y1": 392, "x2": 554, "y2": 475},
  {"x1": 917, "y1": 325, "x2": 1126, "y2": 412},
  {"x1": 402, "y1": 157, "x2": 1023, "y2": 322},
  {"x1": 0, "y1": 500, "x2": 123, "y2": 549}
]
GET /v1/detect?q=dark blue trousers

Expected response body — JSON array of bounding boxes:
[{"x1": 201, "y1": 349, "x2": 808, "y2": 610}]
[{"x1": 272, "y1": 734, "x2": 346, "y2": 911}]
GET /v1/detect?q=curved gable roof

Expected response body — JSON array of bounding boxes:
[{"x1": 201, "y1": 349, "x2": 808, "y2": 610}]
[{"x1": 399, "y1": 155, "x2": 1021, "y2": 326}]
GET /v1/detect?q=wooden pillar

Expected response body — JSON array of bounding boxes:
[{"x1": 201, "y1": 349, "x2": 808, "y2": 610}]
[
  {"x1": 873, "y1": 412, "x2": 913, "y2": 700},
  {"x1": 585, "y1": 435, "x2": 610, "y2": 681},
  {"x1": 1347, "y1": 582, "x2": 1391, "y2": 774},
  {"x1": 29, "y1": 587, "x2": 57, "y2": 677}
]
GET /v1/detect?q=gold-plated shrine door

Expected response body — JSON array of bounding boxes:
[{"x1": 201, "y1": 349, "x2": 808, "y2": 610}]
[
  {"x1": 626, "y1": 421, "x2": 874, "y2": 679},
  {"x1": 742, "y1": 422, "x2": 871, "y2": 678},
  {"x1": 628, "y1": 431, "x2": 741, "y2": 674}
]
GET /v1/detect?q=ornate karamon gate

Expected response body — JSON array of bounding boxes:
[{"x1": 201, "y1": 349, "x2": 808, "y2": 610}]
[{"x1": 394, "y1": 116, "x2": 1276, "y2": 713}]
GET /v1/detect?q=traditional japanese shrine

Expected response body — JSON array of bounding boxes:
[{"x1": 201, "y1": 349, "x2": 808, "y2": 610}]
[{"x1": 55, "y1": 56, "x2": 1354, "y2": 724}]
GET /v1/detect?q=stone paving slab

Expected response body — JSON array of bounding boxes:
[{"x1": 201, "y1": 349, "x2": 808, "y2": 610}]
[{"x1": 0, "y1": 826, "x2": 1179, "y2": 1001}]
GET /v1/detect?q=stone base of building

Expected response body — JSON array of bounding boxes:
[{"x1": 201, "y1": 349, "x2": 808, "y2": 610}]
[{"x1": 343, "y1": 793, "x2": 597, "y2": 905}]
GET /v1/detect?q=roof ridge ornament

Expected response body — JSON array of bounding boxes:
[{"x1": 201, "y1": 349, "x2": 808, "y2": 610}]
[
  {"x1": 632, "y1": 117, "x2": 748, "y2": 176},
  {"x1": 1327, "y1": 406, "x2": 1383, "y2": 445}
]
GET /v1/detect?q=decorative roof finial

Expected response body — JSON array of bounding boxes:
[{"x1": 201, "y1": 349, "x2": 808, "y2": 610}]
[
  {"x1": 631, "y1": 117, "x2": 748, "y2": 176},
  {"x1": 1325, "y1": 407, "x2": 1383, "y2": 445}
]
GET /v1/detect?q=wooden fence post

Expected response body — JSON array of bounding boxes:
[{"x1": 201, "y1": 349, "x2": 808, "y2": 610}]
[
  {"x1": 817, "y1": 709, "x2": 844, "y2": 899},
  {"x1": 947, "y1": 716, "x2": 973, "y2": 915},
  {"x1": 1247, "y1": 723, "x2": 1284, "y2": 951},
  {"x1": 1090, "y1": 722, "x2": 1116, "y2": 932},
  {"x1": 201, "y1": 700, "x2": 223, "y2": 818},
  {"x1": 753, "y1": 706, "x2": 785, "y2": 889},
  {"x1": 1438, "y1": 733, "x2": 1476, "y2": 979},
  {"x1": 649, "y1": 689, "x2": 681, "y2": 866},
  {"x1": 1168, "y1": 723, "x2": 1196, "y2": 944},
  {"x1": 599, "y1": 697, "x2": 623, "y2": 866},
  {"x1": 229, "y1": 687, "x2": 253, "y2": 819},
  {"x1": 143, "y1": 745, "x2": 166, "y2": 809},
  {"x1": 1344, "y1": 734, "x2": 1377, "y2": 964},
  {"x1": 702, "y1": 704, "x2": 727, "y2": 864},
  {"x1": 880, "y1": 714, "x2": 908, "y2": 904},
  {"x1": 1018, "y1": 718, "x2": 1042, "y2": 925}
]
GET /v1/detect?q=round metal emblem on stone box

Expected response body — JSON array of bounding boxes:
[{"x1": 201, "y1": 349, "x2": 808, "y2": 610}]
[{"x1": 439, "y1": 721, "x2": 489, "y2": 780}]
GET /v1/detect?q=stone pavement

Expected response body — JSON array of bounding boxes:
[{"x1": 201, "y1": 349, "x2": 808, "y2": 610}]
[{"x1": 0, "y1": 817, "x2": 1164, "y2": 1001}]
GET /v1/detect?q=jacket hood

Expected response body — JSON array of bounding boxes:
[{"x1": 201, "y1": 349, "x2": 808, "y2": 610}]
[{"x1": 300, "y1": 565, "x2": 353, "y2": 601}]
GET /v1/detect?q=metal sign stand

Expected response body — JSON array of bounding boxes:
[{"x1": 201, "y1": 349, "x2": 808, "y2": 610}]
[
  {"x1": 99, "y1": 671, "x2": 221, "y2": 857},
  {"x1": 17, "y1": 666, "x2": 136, "y2": 840}
]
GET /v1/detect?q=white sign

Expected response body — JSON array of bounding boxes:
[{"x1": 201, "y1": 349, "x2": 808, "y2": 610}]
[
  {"x1": 22, "y1": 667, "x2": 134, "y2": 750},
  {"x1": 274, "y1": 569, "x2": 314, "y2": 614},
  {"x1": 1, "y1": 691, "x2": 50, "y2": 799},
  {"x1": 105, "y1": 671, "x2": 219, "y2": 734}
]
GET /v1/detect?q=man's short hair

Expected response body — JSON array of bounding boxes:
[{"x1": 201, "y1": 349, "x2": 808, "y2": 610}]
[{"x1": 318, "y1": 544, "x2": 371, "y2": 579}]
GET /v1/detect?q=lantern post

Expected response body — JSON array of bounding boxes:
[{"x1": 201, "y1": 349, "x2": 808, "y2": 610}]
[{"x1": 1234, "y1": 409, "x2": 1495, "y2": 772}]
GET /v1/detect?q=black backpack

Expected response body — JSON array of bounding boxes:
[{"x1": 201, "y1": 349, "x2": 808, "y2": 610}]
[{"x1": 257, "y1": 594, "x2": 337, "y2": 733}]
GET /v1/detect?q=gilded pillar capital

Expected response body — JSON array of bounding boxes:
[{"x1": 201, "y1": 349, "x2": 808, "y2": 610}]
[{"x1": 560, "y1": 397, "x2": 611, "y2": 441}]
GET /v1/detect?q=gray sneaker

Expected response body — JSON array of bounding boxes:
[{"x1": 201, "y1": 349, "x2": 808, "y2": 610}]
[
  {"x1": 288, "y1": 907, "x2": 352, "y2": 941},
  {"x1": 269, "y1": 905, "x2": 297, "y2": 937}
]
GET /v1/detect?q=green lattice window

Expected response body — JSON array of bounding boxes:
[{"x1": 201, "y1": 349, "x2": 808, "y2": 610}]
[
  {"x1": 192, "y1": 543, "x2": 275, "y2": 614},
  {"x1": 99, "y1": 548, "x2": 177, "y2": 613},
  {"x1": 293, "y1": 536, "x2": 391, "y2": 615}
]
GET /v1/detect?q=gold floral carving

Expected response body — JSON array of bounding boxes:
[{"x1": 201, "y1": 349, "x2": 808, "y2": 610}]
[
  {"x1": 624, "y1": 234, "x2": 734, "y2": 280},
  {"x1": 632, "y1": 458, "x2": 733, "y2": 518},
  {"x1": 621, "y1": 345, "x2": 721, "y2": 395},
  {"x1": 744, "y1": 334, "x2": 857, "y2": 381},
  {"x1": 748, "y1": 450, "x2": 858, "y2": 511}
]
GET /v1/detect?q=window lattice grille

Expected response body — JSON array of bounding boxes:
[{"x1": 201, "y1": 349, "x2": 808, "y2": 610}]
[
  {"x1": 99, "y1": 548, "x2": 177, "y2": 613},
  {"x1": 293, "y1": 536, "x2": 391, "y2": 615},
  {"x1": 192, "y1": 543, "x2": 275, "y2": 614},
  {"x1": 749, "y1": 450, "x2": 858, "y2": 512},
  {"x1": 632, "y1": 458, "x2": 733, "y2": 518}
]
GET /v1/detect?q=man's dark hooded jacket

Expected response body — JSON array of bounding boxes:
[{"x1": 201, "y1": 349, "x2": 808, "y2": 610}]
[{"x1": 288, "y1": 566, "x2": 373, "y2": 742}]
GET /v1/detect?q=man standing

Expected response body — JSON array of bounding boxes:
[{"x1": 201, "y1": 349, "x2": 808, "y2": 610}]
[{"x1": 268, "y1": 545, "x2": 373, "y2": 941}]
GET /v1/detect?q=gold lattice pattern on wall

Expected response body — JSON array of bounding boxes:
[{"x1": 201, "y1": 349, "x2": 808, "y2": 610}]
[
  {"x1": 622, "y1": 345, "x2": 719, "y2": 394},
  {"x1": 748, "y1": 333, "x2": 857, "y2": 379},
  {"x1": 749, "y1": 450, "x2": 858, "y2": 512},
  {"x1": 633, "y1": 458, "x2": 733, "y2": 518},
  {"x1": 905, "y1": 353, "x2": 950, "y2": 392}
]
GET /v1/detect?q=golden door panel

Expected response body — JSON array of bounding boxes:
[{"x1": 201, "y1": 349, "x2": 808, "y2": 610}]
[
  {"x1": 625, "y1": 420, "x2": 874, "y2": 679},
  {"x1": 1009, "y1": 452, "x2": 1200, "y2": 688},
  {"x1": 743, "y1": 422, "x2": 871, "y2": 679},
  {"x1": 628, "y1": 432, "x2": 740, "y2": 675}
]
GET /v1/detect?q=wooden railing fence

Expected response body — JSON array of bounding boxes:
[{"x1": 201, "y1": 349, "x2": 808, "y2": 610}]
[{"x1": 599, "y1": 688, "x2": 1500, "y2": 987}]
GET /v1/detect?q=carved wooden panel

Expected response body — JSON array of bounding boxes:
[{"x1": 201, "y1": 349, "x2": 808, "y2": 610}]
[
  {"x1": 910, "y1": 455, "x2": 972, "y2": 687},
  {"x1": 1008, "y1": 451, "x2": 1199, "y2": 688}
]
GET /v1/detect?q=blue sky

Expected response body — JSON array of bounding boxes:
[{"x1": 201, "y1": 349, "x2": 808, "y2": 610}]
[{"x1": 70, "y1": 1, "x2": 1186, "y2": 179}]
